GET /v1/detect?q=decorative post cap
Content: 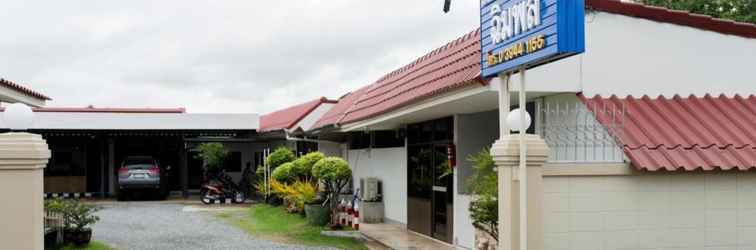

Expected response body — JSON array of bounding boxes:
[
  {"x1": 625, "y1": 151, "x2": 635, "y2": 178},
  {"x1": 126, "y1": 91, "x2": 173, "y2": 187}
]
[
  {"x1": 490, "y1": 134, "x2": 549, "y2": 167},
  {"x1": 0, "y1": 132, "x2": 50, "y2": 170}
]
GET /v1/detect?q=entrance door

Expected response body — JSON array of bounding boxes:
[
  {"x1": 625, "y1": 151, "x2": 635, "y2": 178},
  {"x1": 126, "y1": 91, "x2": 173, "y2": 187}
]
[
  {"x1": 432, "y1": 145, "x2": 453, "y2": 242},
  {"x1": 407, "y1": 144, "x2": 454, "y2": 243}
]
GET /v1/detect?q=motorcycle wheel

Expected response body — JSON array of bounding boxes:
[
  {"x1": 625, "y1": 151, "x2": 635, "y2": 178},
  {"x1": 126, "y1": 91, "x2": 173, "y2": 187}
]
[{"x1": 200, "y1": 190, "x2": 215, "y2": 205}]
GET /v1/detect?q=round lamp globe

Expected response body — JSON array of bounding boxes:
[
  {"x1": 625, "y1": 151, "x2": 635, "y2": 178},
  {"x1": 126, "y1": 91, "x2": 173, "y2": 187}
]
[
  {"x1": 4, "y1": 103, "x2": 34, "y2": 131},
  {"x1": 506, "y1": 108, "x2": 531, "y2": 132}
]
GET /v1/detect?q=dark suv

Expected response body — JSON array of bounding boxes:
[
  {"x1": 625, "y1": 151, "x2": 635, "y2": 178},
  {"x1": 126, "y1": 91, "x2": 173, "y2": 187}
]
[{"x1": 117, "y1": 156, "x2": 165, "y2": 200}]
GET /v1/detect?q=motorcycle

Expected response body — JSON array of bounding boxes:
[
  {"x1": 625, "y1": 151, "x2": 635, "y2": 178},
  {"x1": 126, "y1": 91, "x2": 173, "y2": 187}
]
[{"x1": 200, "y1": 170, "x2": 246, "y2": 204}]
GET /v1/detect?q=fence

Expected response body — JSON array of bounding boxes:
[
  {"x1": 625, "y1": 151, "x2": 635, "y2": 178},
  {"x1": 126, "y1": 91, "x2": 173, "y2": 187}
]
[
  {"x1": 44, "y1": 210, "x2": 64, "y2": 244},
  {"x1": 537, "y1": 98, "x2": 626, "y2": 163}
]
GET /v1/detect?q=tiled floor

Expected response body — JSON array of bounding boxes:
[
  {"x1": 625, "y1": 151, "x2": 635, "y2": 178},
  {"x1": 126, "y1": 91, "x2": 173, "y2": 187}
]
[{"x1": 360, "y1": 223, "x2": 456, "y2": 250}]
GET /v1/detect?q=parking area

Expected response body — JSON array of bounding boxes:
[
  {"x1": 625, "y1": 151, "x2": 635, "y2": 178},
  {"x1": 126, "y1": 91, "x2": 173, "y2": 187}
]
[{"x1": 92, "y1": 201, "x2": 333, "y2": 250}]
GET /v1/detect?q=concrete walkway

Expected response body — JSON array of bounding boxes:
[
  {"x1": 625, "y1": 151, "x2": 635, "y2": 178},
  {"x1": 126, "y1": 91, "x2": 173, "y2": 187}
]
[{"x1": 359, "y1": 223, "x2": 456, "y2": 250}]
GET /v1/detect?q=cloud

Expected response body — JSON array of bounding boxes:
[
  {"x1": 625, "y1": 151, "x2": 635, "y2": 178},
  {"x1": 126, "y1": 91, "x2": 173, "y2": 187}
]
[{"x1": 0, "y1": 0, "x2": 479, "y2": 113}]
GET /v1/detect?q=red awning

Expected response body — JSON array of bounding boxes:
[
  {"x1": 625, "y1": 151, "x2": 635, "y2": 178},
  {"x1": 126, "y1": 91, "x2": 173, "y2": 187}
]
[{"x1": 579, "y1": 93, "x2": 756, "y2": 171}]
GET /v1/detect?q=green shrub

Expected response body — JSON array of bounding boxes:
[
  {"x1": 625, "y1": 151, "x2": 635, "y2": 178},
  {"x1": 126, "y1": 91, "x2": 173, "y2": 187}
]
[
  {"x1": 196, "y1": 143, "x2": 228, "y2": 172},
  {"x1": 266, "y1": 147, "x2": 296, "y2": 169},
  {"x1": 45, "y1": 199, "x2": 100, "y2": 233},
  {"x1": 291, "y1": 152, "x2": 325, "y2": 180},
  {"x1": 466, "y1": 148, "x2": 498, "y2": 242},
  {"x1": 272, "y1": 162, "x2": 296, "y2": 183}
]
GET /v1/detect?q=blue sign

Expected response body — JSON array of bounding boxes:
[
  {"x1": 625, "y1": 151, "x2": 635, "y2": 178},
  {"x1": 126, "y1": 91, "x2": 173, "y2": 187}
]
[{"x1": 480, "y1": 0, "x2": 585, "y2": 77}]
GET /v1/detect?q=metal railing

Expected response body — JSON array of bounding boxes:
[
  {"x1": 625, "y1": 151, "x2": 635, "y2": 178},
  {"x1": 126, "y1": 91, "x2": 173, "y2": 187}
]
[
  {"x1": 537, "y1": 100, "x2": 626, "y2": 163},
  {"x1": 44, "y1": 210, "x2": 64, "y2": 244}
]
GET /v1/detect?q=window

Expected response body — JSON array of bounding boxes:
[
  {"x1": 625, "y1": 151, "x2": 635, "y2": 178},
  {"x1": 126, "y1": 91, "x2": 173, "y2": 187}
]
[
  {"x1": 348, "y1": 130, "x2": 404, "y2": 149},
  {"x1": 296, "y1": 141, "x2": 318, "y2": 155},
  {"x1": 224, "y1": 151, "x2": 242, "y2": 172},
  {"x1": 406, "y1": 117, "x2": 454, "y2": 145}
]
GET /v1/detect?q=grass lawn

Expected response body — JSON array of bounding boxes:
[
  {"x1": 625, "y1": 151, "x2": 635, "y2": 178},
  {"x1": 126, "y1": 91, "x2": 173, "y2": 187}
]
[
  {"x1": 60, "y1": 241, "x2": 114, "y2": 250},
  {"x1": 219, "y1": 204, "x2": 367, "y2": 250}
]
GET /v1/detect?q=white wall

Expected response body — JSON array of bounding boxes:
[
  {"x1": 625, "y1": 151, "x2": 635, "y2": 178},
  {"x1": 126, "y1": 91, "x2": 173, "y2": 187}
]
[
  {"x1": 454, "y1": 110, "x2": 500, "y2": 249},
  {"x1": 318, "y1": 142, "x2": 343, "y2": 157},
  {"x1": 347, "y1": 147, "x2": 407, "y2": 224},
  {"x1": 543, "y1": 172, "x2": 756, "y2": 250},
  {"x1": 507, "y1": 12, "x2": 756, "y2": 97}
]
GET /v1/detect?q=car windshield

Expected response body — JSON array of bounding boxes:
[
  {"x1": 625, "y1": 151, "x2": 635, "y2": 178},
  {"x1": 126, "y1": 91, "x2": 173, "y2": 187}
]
[{"x1": 123, "y1": 158, "x2": 156, "y2": 169}]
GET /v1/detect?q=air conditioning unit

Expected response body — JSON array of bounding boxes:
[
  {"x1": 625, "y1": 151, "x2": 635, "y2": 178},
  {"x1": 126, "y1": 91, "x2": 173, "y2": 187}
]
[{"x1": 360, "y1": 177, "x2": 382, "y2": 202}]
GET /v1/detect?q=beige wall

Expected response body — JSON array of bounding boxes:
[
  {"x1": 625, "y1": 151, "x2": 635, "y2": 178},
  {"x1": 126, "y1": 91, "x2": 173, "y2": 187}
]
[
  {"x1": 543, "y1": 171, "x2": 756, "y2": 250},
  {"x1": 0, "y1": 169, "x2": 45, "y2": 250}
]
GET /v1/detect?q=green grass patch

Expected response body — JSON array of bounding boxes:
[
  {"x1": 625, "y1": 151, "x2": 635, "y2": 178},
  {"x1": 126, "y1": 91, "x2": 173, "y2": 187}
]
[
  {"x1": 60, "y1": 241, "x2": 114, "y2": 250},
  {"x1": 221, "y1": 204, "x2": 367, "y2": 250}
]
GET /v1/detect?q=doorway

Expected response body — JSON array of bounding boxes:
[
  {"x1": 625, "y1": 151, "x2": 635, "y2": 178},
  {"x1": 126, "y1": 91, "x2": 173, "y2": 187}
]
[{"x1": 406, "y1": 117, "x2": 454, "y2": 243}]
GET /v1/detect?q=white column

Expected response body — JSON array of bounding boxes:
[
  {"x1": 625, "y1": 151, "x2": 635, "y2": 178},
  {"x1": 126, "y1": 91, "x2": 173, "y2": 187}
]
[
  {"x1": 0, "y1": 132, "x2": 51, "y2": 250},
  {"x1": 495, "y1": 73, "x2": 512, "y2": 250}
]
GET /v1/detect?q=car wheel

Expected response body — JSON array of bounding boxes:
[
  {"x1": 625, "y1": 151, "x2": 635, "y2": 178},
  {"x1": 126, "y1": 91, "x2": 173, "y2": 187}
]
[{"x1": 117, "y1": 190, "x2": 128, "y2": 201}]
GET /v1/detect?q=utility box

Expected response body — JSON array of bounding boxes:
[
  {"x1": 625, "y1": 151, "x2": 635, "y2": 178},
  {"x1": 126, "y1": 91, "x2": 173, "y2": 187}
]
[
  {"x1": 359, "y1": 177, "x2": 382, "y2": 202},
  {"x1": 359, "y1": 177, "x2": 384, "y2": 223}
]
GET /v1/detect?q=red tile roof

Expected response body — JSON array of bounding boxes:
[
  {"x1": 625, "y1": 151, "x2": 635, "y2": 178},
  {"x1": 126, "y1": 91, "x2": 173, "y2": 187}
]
[
  {"x1": 579, "y1": 93, "x2": 756, "y2": 171},
  {"x1": 338, "y1": 29, "x2": 486, "y2": 124},
  {"x1": 260, "y1": 97, "x2": 336, "y2": 132},
  {"x1": 309, "y1": 1, "x2": 755, "y2": 130},
  {"x1": 0, "y1": 78, "x2": 51, "y2": 101},
  {"x1": 311, "y1": 86, "x2": 370, "y2": 130},
  {"x1": 586, "y1": 0, "x2": 756, "y2": 38}
]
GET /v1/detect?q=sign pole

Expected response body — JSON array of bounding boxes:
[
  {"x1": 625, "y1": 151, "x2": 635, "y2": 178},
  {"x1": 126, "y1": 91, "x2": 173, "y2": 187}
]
[
  {"x1": 496, "y1": 72, "x2": 511, "y2": 249},
  {"x1": 518, "y1": 66, "x2": 527, "y2": 250}
]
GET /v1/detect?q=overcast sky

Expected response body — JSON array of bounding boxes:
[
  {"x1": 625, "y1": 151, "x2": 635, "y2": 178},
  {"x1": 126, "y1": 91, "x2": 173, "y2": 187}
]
[{"x1": 1, "y1": 1, "x2": 479, "y2": 114}]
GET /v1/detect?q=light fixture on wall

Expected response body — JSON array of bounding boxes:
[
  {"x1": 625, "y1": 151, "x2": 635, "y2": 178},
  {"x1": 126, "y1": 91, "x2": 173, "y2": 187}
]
[
  {"x1": 3, "y1": 103, "x2": 34, "y2": 131},
  {"x1": 506, "y1": 108, "x2": 531, "y2": 132}
]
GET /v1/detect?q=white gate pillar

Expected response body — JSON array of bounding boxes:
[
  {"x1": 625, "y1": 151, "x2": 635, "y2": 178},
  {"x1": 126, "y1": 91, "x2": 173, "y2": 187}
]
[
  {"x1": 0, "y1": 132, "x2": 51, "y2": 250},
  {"x1": 491, "y1": 134, "x2": 549, "y2": 250}
]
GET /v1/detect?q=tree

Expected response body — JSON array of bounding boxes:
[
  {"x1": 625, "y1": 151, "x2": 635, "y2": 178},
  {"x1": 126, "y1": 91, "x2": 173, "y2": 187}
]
[
  {"x1": 311, "y1": 156, "x2": 352, "y2": 224},
  {"x1": 291, "y1": 151, "x2": 325, "y2": 181},
  {"x1": 271, "y1": 162, "x2": 297, "y2": 183},
  {"x1": 196, "y1": 143, "x2": 228, "y2": 172},
  {"x1": 637, "y1": 0, "x2": 755, "y2": 24},
  {"x1": 266, "y1": 147, "x2": 296, "y2": 169}
]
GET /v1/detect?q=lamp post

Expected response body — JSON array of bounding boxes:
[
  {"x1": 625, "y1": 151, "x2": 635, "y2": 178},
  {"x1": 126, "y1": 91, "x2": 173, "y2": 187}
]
[
  {"x1": 0, "y1": 102, "x2": 49, "y2": 250},
  {"x1": 4, "y1": 102, "x2": 34, "y2": 131}
]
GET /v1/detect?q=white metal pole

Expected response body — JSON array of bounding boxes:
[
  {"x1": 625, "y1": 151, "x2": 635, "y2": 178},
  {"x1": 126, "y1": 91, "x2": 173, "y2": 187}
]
[
  {"x1": 519, "y1": 67, "x2": 527, "y2": 250},
  {"x1": 497, "y1": 72, "x2": 511, "y2": 248},
  {"x1": 499, "y1": 73, "x2": 511, "y2": 137}
]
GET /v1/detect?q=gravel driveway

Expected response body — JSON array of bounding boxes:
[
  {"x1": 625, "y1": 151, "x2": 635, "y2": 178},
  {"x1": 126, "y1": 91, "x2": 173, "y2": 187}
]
[{"x1": 92, "y1": 201, "x2": 333, "y2": 250}]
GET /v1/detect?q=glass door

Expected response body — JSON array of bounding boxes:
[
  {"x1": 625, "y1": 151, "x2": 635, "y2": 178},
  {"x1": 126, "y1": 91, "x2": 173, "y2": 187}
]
[
  {"x1": 406, "y1": 117, "x2": 455, "y2": 243},
  {"x1": 432, "y1": 145, "x2": 453, "y2": 243},
  {"x1": 407, "y1": 146, "x2": 433, "y2": 236}
]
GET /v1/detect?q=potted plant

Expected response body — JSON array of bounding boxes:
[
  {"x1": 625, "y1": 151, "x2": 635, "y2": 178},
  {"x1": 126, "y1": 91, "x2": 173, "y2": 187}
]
[
  {"x1": 61, "y1": 200, "x2": 100, "y2": 245},
  {"x1": 311, "y1": 156, "x2": 352, "y2": 228}
]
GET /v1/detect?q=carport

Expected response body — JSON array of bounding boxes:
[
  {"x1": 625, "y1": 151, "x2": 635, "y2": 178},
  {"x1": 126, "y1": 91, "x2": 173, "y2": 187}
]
[{"x1": 0, "y1": 107, "x2": 260, "y2": 197}]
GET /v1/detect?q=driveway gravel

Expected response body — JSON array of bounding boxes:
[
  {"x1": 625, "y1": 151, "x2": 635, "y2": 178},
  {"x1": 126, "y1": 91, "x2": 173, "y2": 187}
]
[{"x1": 92, "y1": 201, "x2": 334, "y2": 250}]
